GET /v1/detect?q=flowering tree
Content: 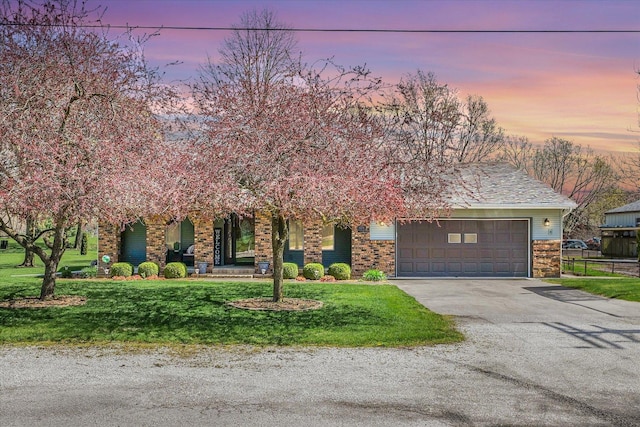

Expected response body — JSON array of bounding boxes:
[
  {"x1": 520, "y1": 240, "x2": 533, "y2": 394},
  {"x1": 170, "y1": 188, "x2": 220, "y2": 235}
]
[
  {"x1": 0, "y1": 0, "x2": 177, "y2": 299},
  {"x1": 191, "y1": 10, "x2": 456, "y2": 302}
]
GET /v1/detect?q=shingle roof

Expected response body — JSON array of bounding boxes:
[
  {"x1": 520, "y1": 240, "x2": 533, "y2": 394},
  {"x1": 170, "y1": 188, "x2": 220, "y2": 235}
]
[
  {"x1": 449, "y1": 163, "x2": 577, "y2": 209},
  {"x1": 605, "y1": 199, "x2": 640, "y2": 214}
]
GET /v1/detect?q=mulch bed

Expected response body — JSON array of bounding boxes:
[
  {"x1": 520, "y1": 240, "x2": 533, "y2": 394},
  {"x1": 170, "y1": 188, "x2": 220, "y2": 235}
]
[
  {"x1": 227, "y1": 297, "x2": 323, "y2": 311},
  {"x1": 0, "y1": 295, "x2": 87, "y2": 309}
]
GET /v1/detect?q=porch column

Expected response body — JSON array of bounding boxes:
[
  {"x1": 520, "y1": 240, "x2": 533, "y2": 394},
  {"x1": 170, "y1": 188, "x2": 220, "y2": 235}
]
[
  {"x1": 254, "y1": 211, "x2": 273, "y2": 273},
  {"x1": 193, "y1": 219, "x2": 214, "y2": 273},
  {"x1": 145, "y1": 219, "x2": 167, "y2": 270},
  {"x1": 97, "y1": 221, "x2": 120, "y2": 277},
  {"x1": 303, "y1": 218, "x2": 323, "y2": 265}
]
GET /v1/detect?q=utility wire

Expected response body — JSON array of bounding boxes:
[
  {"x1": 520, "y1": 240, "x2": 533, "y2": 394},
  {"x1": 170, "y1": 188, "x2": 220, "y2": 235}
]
[{"x1": 1, "y1": 23, "x2": 639, "y2": 33}]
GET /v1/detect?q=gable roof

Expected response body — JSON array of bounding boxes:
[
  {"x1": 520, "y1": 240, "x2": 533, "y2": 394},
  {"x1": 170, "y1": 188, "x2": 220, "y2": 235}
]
[
  {"x1": 605, "y1": 199, "x2": 640, "y2": 215},
  {"x1": 450, "y1": 163, "x2": 577, "y2": 210}
]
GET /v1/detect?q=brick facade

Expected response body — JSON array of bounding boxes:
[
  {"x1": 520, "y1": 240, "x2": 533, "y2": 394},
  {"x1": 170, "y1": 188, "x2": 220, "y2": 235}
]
[
  {"x1": 303, "y1": 218, "x2": 323, "y2": 265},
  {"x1": 254, "y1": 211, "x2": 273, "y2": 274},
  {"x1": 98, "y1": 215, "x2": 561, "y2": 279},
  {"x1": 97, "y1": 222, "x2": 120, "y2": 277},
  {"x1": 146, "y1": 219, "x2": 167, "y2": 269},
  {"x1": 193, "y1": 218, "x2": 214, "y2": 273},
  {"x1": 532, "y1": 239, "x2": 561, "y2": 278},
  {"x1": 351, "y1": 227, "x2": 395, "y2": 277}
]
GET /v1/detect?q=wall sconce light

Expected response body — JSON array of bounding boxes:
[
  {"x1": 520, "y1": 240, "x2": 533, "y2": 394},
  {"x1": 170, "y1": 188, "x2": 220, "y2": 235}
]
[{"x1": 543, "y1": 218, "x2": 550, "y2": 227}]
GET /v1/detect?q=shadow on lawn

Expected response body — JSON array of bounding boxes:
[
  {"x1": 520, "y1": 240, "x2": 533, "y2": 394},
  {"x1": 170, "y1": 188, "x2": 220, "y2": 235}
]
[{"x1": 0, "y1": 281, "x2": 385, "y2": 345}]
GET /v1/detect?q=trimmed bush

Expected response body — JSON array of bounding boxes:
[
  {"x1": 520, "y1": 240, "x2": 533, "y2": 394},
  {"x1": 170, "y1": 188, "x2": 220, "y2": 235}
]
[
  {"x1": 303, "y1": 263, "x2": 324, "y2": 280},
  {"x1": 110, "y1": 262, "x2": 133, "y2": 277},
  {"x1": 164, "y1": 262, "x2": 187, "y2": 279},
  {"x1": 328, "y1": 263, "x2": 351, "y2": 280},
  {"x1": 79, "y1": 266, "x2": 97, "y2": 278},
  {"x1": 80, "y1": 233, "x2": 88, "y2": 255},
  {"x1": 283, "y1": 262, "x2": 299, "y2": 279},
  {"x1": 363, "y1": 269, "x2": 387, "y2": 282},
  {"x1": 138, "y1": 261, "x2": 159, "y2": 278}
]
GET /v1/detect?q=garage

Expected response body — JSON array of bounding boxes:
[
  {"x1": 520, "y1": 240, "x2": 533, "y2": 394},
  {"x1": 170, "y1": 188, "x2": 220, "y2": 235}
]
[{"x1": 397, "y1": 219, "x2": 530, "y2": 277}]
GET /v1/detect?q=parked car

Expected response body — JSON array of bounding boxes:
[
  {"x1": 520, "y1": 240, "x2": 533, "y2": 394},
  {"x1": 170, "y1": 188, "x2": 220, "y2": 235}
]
[
  {"x1": 585, "y1": 237, "x2": 601, "y2": 250},
  {"x1": 562, "y1": 239, "x2": 588, "y2": 250}
]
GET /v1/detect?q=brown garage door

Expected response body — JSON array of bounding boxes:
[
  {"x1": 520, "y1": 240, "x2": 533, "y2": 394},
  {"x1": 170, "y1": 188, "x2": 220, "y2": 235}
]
[{"x1": 397, "y1": 220, "x2": 529, "y2": 277}]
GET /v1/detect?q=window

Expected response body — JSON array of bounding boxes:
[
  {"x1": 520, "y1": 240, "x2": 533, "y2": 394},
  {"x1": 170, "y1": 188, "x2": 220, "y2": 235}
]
[
  {"x1": 464, "y1": 233, "x2": 477, "y2": 244},
  {"x1": 448, "y1": 233, "x2": 461, "y2": 244},
  {"x1": 288, "y1": 221, "x2": 304, "y2": 250},
  {"x1": 322, "y1": 224, "x2": 334, "y2": 250},
  {"x1": 166, "y1": 222, "x2": 180, "y2": 251}
]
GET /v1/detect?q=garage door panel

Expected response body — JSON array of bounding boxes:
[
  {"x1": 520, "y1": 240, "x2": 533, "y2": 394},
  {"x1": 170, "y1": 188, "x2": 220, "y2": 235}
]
[
  {"x1": 398, "y1": 262, "x2": 414, "y2": 273},
  {"x1": 431, "y1": 248, "x2": 446, "y2": 258},
  {"x1": 415, "y1": 248, "x2": 428, "y2": 258},
  {"x1": 448, "y1": 262, "x2": 462, "y2": 273},
  {"x1": 397, "y1": 219, "x2": 529, "y2": 277},
  {"x1": 399, "y1": 248, "x2": 413, "y2": 258},
  {"x1": 415, "y1": 262, "x2": 430, "y2": 273}
]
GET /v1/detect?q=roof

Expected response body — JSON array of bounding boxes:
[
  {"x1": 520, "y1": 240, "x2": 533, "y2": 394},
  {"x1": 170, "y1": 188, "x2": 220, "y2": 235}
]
[
  {"x1": 449, "y1": 163, "x2": 577, "y2": 210},
  {"x1": 605, "y1": 199, "x2": 640, "y2": 215}
]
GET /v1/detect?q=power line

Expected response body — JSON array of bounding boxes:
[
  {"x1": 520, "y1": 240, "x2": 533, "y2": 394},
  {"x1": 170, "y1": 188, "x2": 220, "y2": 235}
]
[{"x1": 1, "y1": 23, "x2": 639, "y2": 33}]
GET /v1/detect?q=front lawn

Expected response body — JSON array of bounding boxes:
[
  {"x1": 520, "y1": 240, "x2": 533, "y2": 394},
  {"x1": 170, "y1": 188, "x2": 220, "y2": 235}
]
[
  {"x1": 0, "y1": 279, "x2": 463, "y2": 347},
  {"x1": 547, "y1": 278, "x2": 640, "y2": 302}
]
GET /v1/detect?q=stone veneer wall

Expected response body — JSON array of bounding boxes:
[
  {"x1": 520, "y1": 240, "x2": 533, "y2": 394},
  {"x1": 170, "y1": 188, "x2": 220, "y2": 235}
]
[
  {"x1": 254, "y1": 212, "x2": 273, "y2": 273},
  {"x1": 303, "y1": 218, "x2": 323, "y2": 265},
  {"x1": 351, "y1": 227, "x2": 395, "y2": 277},
  {"x1": 532, "y1": 240, "x2": 561, "y2": 278},
  {"x1": 97, "y1": 222, "x2": 120, "y2": 277}
]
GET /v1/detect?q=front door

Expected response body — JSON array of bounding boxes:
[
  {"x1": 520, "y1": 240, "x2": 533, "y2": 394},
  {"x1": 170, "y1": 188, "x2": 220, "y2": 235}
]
[{"x1": 224, "y1": 214, "x2": 255, "y2": 265}]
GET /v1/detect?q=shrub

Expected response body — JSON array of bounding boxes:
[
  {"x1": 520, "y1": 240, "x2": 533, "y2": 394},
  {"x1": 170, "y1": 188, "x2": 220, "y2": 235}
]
[
  {"x1": 110, "y1": 262, "x2": 133, "y2": 277},
  {"x1": 59, "y1": 266, "x2": 73, "y2": 278},
  {"x1": 80, "y1": 233, "x2": 88, "y2": 255},
  {"x1": 164, "y1": 262, "x2": 187, "y2": 279},
  {"x1": 328, "y1": 263, "x2": 351, "y2": 280},
  {"x1": 283, "y1": 262, "x2": 299, "y2": 279},
  {"x1": 320, "y1": 275, "x2": 336, "y2": 282},
  {"x1": 138, "y1": 261, "x2": 159, "y2": 278},
  {"x1": 303, "y1": 263, "x2": 324, "y2": 280},
  {"x1": 363, "y1": 269, "x2": 387, "y2": 282},
  {"x1": 79, "y1": 266, "x2": 97, "y2": 278}
]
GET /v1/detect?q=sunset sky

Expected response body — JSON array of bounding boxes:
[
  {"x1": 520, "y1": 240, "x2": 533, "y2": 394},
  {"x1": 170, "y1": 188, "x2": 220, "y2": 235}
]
[{"x1": 99, "y1": 0, "x2": 640, "y2": 153}]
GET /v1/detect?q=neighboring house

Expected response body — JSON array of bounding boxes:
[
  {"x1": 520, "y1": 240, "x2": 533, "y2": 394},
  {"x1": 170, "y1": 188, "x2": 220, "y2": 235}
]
[
  {"x1": 599, "y1": 200, "x2": 640, "y2": 258},
  {"x1": 98, "y1": 163, "x2": 576, "y2": 278}
]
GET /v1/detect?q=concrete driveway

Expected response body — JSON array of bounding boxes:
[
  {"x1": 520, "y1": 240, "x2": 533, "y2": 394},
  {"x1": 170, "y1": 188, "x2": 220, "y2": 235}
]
[{"x1": 1, "y1": 278, "x2": 640, "y2": 426}]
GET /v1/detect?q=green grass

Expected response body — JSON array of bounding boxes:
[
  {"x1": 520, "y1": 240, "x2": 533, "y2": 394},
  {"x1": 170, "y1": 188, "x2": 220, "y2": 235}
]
[
  {"x1": 547, "y1": 278, "x2": 640, "y2": 302},
  {"x1": 0, "y1": 279, "x2": 463, "y2": 347},
  {"x1": 0, "y1": 235, "x2": 98, "y2": 281}
]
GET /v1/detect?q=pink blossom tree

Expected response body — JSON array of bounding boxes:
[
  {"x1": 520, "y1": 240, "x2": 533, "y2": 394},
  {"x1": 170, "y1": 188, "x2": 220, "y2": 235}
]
[
  {"x1": 0, "y1": 0, "x2": 178, "y2": 299},
  {"x1": 191, "y1": 10, "x2": 456, "y2": 302}
]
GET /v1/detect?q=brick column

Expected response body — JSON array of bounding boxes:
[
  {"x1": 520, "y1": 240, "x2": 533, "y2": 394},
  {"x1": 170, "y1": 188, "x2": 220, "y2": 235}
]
[
  {"x1": 351, "y1": 226, "x2": 395, "y2": 277},
  {"x1": 193, "y1": 218, "x2": 214, "y2": 273},
  {"x1": 532, "y1": 240, "x2": 561, "y2": 278},
  {"x1": 254, "y1": 211, "x2": 273, "y2": 273},
  {"x1": 145, "y1": 219, "x2": 167, "y2": 269},
  {"x1": 97, "y1": 222, "x2": 120, "y2": 277},
  {"x1": 303, "y1": 218, "x2": 323, "y2": 265}
]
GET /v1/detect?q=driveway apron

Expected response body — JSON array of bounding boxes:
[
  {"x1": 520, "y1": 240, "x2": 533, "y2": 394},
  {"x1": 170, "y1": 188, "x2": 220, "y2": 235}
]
[{"x1": 393, "y1": 278, "x2": 640, "y2": 426}]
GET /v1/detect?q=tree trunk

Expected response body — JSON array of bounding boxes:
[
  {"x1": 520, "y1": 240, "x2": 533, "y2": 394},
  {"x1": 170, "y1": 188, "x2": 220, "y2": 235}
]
[
  {"x1": 17, "y1": 216, "x2": 35, "y2": 267},
  {"x1": 38, "y1": 223, "x2": 67, "y2": 300},
  {"x1": 271, "y1": 212, "x2": 289, "y2": 302},
  {"x1": 73, "y1": 221, "x2": 83, "y2": 249}
]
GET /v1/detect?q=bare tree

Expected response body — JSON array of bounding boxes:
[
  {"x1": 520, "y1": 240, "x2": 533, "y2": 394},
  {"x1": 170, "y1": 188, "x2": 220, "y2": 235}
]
[
  {"x1": 455, "y1": 95, "x2": 505, "y2": 163},
  {"x1": 500, "y1": 136, "x2": 618, "y2": 236}
]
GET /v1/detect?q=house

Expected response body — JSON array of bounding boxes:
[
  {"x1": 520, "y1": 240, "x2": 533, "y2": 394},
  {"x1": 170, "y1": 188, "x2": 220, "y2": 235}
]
[
  {"x1": 599, "y1": 200, "x2": 640, "y2": 258},
  {"x1": 97, "y1": 163, "x2": 576, "y2": 278}
]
